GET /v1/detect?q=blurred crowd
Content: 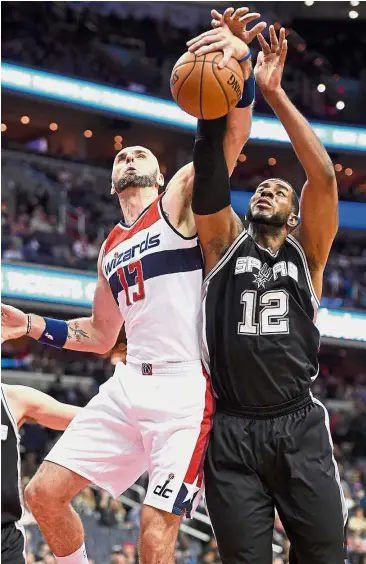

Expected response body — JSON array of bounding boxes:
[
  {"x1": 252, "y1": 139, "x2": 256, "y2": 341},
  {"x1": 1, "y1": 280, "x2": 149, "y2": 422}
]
[
  {"x1": 2, "y1": 1, "x2": 366, "y2": 123},
  {"x1": 323, "y1": 240, "x2": 366, "y2": 310}
]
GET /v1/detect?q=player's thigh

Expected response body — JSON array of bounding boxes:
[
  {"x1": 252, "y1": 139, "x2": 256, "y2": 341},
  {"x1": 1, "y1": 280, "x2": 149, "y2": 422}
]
[
  {"x1": 45, "y1": 372, "x2": 147, "y2": 498},
  {"x1": 274, "y1": 401, "x2": 346, "y2": 564},
  {"x1": 204, "y1": 414, "x2": 274, "y2": 564},
  {"x1": 142, "y1": 369, "x2": 214, "y2": 518},
  {"x1": 1, "y1": 523, "x2": 26, "y2": 564}
]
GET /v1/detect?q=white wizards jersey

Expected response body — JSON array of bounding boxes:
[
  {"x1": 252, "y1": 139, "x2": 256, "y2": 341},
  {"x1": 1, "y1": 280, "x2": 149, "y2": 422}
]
[{"x1": 102, "y1": 194, "x2": 203, "y2": 363}]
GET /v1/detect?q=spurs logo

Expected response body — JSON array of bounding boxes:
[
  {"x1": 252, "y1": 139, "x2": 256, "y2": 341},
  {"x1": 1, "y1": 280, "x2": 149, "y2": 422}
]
[{"x1": 253, "y1": 263, "x2": 273, "y2": 289}]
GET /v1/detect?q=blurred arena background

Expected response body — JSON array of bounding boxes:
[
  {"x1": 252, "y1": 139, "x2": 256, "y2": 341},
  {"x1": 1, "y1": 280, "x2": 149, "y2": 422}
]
[{"x1": 1, "y1": 1, "x2": 366, "y2": 563}]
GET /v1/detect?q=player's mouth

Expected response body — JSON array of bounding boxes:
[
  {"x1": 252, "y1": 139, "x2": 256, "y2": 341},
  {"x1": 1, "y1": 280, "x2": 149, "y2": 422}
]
[
  {"x1": 256, "y1": 198, "x2": 273, "y2": 209},
  {"x1": 125, "y1": 166, "x2": 137, "y2": 173}
]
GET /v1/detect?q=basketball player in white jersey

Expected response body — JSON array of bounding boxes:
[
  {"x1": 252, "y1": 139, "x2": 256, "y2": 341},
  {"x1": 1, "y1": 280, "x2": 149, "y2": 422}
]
[{"x1": 1, "y1": 9, "x2": 265, "y2": 564}]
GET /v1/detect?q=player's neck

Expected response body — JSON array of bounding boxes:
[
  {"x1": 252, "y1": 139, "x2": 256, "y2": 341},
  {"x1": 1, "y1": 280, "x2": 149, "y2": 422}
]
[
  {"x1": 118, "y1": 186, "x2": 158, "y2": 225},
  {"x1": 248, "y1": 223, "x2": 287, "y2": 254}
]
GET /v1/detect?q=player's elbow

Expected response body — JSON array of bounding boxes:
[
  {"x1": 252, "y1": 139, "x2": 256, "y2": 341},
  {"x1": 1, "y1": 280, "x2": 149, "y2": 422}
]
[
  {"x1": 307, "y1": 162, "x2": 337, "y2": 192},
  {"x1": 95, "y1": 339, "x2": 113, "y2": 355},
  {"x1": 322, "y1": 161, "x2": 336, "y2": 183}
]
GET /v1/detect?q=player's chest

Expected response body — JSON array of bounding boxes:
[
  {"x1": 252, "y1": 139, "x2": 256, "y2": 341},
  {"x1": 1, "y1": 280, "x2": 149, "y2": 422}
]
[{"x1": 231, "y1": 252, "x2": 300, "y2": 293}]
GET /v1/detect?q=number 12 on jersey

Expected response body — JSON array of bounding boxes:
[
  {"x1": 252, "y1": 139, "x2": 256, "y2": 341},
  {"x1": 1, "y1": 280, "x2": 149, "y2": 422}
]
[
  {"x1": 117, "y1": 260, "x2": 145, "y2": 306},
  {"x1": 238, "y1": 290, "x2": 289, "y2": 335}
]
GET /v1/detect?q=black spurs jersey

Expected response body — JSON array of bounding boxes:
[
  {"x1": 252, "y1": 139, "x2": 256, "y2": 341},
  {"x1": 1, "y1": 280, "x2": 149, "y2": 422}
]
[
  {"x1": 202, "y1": 230, "x2": 321, "y2": 409},
  {"x1": 1, "y1": 387, "x2": 22, "y2": 525}
]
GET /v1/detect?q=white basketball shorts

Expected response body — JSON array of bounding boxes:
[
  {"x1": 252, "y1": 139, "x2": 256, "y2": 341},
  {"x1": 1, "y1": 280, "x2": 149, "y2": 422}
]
[{"x1": 45, "y1": 360, "x2": 214, "y2": 517}]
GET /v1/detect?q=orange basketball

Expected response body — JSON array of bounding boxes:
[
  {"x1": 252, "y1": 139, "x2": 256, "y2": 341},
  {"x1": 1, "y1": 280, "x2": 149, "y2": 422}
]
[{"x1": 170, "y1": 51, "x2": 244, "y2": 120}]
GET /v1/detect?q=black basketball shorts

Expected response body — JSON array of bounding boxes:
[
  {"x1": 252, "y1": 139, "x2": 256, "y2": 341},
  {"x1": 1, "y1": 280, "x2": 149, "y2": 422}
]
[
  {"x1": 204, "y1": 396, "x2": 347, "y2": 564},
  {"x1": 1, "y1": 523, "x2": 26, "y2": 564}
]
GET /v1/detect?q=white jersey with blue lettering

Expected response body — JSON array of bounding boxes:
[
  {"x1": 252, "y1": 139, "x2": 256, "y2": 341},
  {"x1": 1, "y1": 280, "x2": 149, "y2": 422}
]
[{"x1": 102, "y1": 194, "x2": 203, "y2": 364}]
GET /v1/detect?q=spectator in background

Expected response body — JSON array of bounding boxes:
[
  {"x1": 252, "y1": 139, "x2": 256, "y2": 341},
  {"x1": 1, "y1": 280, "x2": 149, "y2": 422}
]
[
  {"x1": 37, "y1": 542, "x2": 53, "y2": 562},
  {"x1": 3, "y1": 240, "x2": 24, "y2": 261},
  {"x1": 122, "y1": 543, "x2": 136, "y2": 564},
  {"x1": 97, "y1": 491, "x2": 126, "y2": 528},
  {"x1": 73, "y1": 486, "x2": 97, "y2": 517},
  {"x1": 349, "y1": 507, "x2": 366, "y2": 535},
  {"x1": 110, "y1": 549, "x2": 126, "y2": 564},
  {"x1": 29, "y1": 206, "x2": 53, "y2": 233},
  {"x1": 22, "y1": 452, "x2": 39, "y2": 478},
  {"x1": 73, "y1": 234, "x2": 99, "y2": 262}
]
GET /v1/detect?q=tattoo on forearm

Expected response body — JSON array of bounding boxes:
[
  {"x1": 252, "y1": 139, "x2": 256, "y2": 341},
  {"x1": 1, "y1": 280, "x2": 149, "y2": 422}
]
[{"x1": 67, "y1": 321, "x2": 90, "y2": 343}]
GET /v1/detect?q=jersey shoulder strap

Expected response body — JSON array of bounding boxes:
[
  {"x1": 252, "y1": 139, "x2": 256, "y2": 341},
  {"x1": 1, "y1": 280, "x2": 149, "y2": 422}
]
[{"x1": 204, "y1": 229, "x2": 248, "y2": 284}]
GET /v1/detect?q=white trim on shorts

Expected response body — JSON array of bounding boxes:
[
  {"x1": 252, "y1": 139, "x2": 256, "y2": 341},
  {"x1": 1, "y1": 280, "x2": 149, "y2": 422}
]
[{"x1": 311, "y1": 394, "x2": 348, "y2": 525}]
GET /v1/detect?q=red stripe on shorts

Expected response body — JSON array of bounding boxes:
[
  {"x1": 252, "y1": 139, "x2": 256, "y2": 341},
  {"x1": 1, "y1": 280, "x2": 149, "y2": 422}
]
[{"x1": 184, "y1": 364, "x2": 215, "y2": 487}]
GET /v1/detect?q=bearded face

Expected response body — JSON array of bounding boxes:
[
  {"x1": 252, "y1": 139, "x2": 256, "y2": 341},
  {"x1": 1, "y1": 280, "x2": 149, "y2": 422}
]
[
  {"x1": 111, "y1": 146, "x2": 161, "y2": 194},
  {"x1": 247, "y1": 180, "x2": 298, "y2": 229}
]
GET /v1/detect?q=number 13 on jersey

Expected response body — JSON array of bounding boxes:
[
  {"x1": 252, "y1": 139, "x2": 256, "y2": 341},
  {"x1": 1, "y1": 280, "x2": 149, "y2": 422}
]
[{"x1": 117, "y1": 260, "x2": 145, "y2": 306}]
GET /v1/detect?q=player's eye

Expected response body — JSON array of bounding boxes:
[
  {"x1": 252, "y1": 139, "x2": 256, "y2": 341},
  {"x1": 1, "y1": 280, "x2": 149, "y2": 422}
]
[{"x1": 278, "y1": 191, "x2": 285, "y2": 197}]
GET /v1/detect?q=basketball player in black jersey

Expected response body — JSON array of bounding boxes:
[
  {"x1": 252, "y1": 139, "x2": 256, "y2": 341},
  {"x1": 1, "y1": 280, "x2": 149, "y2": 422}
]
[
  {"x1": 189, "y1": 24, "x2": 346, "y2": 564},
  {"x1": 1, "y1": 384, "x2": 79, "y2": 564}
]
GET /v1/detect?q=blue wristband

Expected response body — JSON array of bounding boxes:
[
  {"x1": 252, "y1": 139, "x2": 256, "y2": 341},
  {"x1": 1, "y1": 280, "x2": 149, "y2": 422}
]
[
  {"x1": 236, "y1": 73, "x2": 255, "y2": 108},
  {"x1": 238, "y1": 50, "x2": 251, "y2": 64},
  {"x1": 38, "y1": 317, "x2": 68, "y2": 349}
]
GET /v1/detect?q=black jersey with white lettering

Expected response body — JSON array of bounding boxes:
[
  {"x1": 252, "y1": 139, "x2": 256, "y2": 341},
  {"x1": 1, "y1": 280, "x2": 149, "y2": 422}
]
[
  {"x1": 202, "y1": 231, "x2": 320, "y2": 410},
  {"x1": 1, "y1": 387, "x2": 22, "y2": 525}
]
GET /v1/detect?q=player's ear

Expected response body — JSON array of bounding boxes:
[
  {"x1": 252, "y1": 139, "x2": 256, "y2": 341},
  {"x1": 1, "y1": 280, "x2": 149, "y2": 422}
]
[
  {"x1": 111, "y1": 181, "x2": 116, "y2": 195},
  {"x1": 157, "y1": 172, "x2": 164, "y2": 187},
  {"x1": 287, "y1": 213, "x2": 298, "y2": 229}
]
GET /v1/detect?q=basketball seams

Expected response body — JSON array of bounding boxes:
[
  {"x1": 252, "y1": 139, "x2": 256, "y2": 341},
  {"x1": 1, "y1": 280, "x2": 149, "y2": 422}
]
[
  {"x1": 172, "y1": 52, "x2": 244, "y2": 119},
  {"x1": 173, "y1": 60, "x2": 243, "y2": 82},
  {"x1": 176, "y1": 56, "x2": 197, "y2": 105},
  {"x1": 173, "y1": 60, "x2": 196, "y2": 71},
  {"x1": 212, "y1": 54, "x2": 230, "y2": 114}
]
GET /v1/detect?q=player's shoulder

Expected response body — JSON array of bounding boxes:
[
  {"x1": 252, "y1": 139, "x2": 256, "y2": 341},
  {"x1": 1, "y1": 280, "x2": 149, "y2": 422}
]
[
  {"x1": 103, "y1": 222, "x2": 124, "y2": 256},
  {"x1": 103, "y1": 196, "x2": 164, "y2": 257}
]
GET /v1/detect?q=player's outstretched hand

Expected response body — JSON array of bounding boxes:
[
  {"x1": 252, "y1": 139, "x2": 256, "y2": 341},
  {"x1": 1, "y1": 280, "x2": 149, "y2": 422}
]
[
  {"x1": 254, "y1": 26, "x2": 288, "y2": 97},
  {"x1": 1, "y1": 303, "x2": 28, "y2": 343},
  {"x1": 187, "y1": 12, "x2": 248, "y2": 68},
  {"x1": 210, "y1": 7, "x2": 267, "y2": 46}
]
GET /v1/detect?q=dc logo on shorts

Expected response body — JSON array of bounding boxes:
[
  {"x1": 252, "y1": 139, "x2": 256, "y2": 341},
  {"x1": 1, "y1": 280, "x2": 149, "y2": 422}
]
[{"x1": 142, "y1": 363, "x2": 153, "y2": 376}]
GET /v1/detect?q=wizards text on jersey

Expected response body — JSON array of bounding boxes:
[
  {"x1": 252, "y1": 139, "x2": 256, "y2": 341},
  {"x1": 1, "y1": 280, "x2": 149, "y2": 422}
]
[{"x1": 104, "y1": 232, "x2": 161, "y2": 277}]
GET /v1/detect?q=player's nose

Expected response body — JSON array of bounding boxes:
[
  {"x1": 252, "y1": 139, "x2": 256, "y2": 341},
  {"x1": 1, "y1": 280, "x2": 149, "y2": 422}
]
[
  {"x1": 261, "y1": 188, "x2": 275, "y2": 199},
  {"x1": 125, "y1": 153, "x2": 135, "y2": 164}
]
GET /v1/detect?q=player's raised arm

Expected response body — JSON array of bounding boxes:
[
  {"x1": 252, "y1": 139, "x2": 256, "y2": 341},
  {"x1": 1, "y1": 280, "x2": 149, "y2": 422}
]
[
  {"x1": 162, "y1": 8, "x2": 264, "y2": 236},
  {"x1": 1, "y1": 244, "x2": 122, "y2": 354},
  {"x1": 2, "y1": 384, "x2": 80, "y2": 430},
  {"x1": 192, "y1": 114, "x2": 243, "y2": 276},
  {"x1": 255, "y1": 27, "x2": 338, "y2": 280}
]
